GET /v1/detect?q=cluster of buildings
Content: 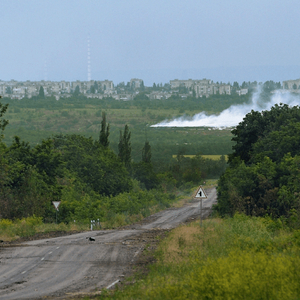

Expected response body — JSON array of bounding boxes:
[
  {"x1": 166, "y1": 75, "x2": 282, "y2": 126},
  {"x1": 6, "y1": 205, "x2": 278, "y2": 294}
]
[
  {"x1": 1, "y1": 77, "x2": 299, "y2": 101},
  {"x1": 170, "y1": 79, "x2": 233, "y2": 97},
  {"x1": 282, "y1": 79, "x2": 300, "y2": 91},
  {"x1": 0, "y1": 79, "x2": 114, "y2": 100}
]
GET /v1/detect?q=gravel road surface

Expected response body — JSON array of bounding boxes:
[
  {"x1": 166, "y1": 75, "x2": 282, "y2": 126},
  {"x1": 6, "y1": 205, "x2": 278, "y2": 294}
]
[{"x1": 0, "y1": 187, "x2": 217, "y2": 300}]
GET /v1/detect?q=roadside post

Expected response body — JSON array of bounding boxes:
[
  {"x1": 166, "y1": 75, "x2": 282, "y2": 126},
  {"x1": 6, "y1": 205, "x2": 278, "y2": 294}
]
[
  {"x1": 194, "y1": 186, "x2": 207, "y2": 227},
  {"x1": 91, "y1": 220, "x2": 96, "y2": 231},
  {"x1": 52, "y1": 201, "x2": 61, "y2": 224}
]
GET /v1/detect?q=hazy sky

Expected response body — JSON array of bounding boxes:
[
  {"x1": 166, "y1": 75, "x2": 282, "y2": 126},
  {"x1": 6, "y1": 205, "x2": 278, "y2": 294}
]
[{"x1": 1, "y1": 0, "x2": 300, "y2": 85}]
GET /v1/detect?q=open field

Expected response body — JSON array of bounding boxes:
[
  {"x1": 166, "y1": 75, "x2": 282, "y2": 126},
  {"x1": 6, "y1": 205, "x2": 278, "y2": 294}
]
[{"x1": 1, "y1": 97, "x2": 235, "y2": 165}]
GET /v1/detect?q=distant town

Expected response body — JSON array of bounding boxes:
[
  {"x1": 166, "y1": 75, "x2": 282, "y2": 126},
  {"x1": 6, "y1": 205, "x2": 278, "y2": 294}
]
[{"x1": 0, "y1": 78, "x2": 299, "y2": 100}]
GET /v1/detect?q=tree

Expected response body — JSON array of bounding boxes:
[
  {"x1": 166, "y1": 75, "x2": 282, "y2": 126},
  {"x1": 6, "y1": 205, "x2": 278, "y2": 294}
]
[
  {"x1": 53, "y1": 134, "x2": 132, "y2": 196},
  {"x1": 229, "y1": 110, "x2": 265, "y2": 164},
  {"x1": 94, "y1": 81, "x2": 99, "y2": 92},
  {"x1": 241, "y1": 81, "x2": 248, "y2": 88},
  {"x1": 142, "y1": 141, "x2": 151, "y2": 163},
  {"x1": 5, "y1": 86, "x2": 12, "y2": 94},
  {"x1": 0, "y1": 101, "x2": 9, "y2": 134},
  {"x1": 90, "y1": 85, "x2": 95, "y2": 94},
  {"x1": 233, "y1": 81, "x2": 240, "y2": 89},
  {"x1": 0, "y1": 136, "x2": 63, "y2": 219},
  {"x1": 99, "y1": 112, "x2": 110, "y2": 148},
  {"x1": 118, "y1": 124, "x2": 131, "y2": 169},
  {"x1": 217, "y1": 104, "x2": 300, "y2": 220},
  {"x1": 39, "y1": 86, "x2": 45, "y2": 98},
  {"x1": 74, "y1": 85, "x2": 80, "y2": 95}
]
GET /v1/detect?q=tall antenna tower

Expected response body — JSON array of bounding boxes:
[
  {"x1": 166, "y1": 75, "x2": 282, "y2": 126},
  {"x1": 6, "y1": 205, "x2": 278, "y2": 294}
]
[{"x1": 87, "y1": 35, "x2": 91, "y2": 81}]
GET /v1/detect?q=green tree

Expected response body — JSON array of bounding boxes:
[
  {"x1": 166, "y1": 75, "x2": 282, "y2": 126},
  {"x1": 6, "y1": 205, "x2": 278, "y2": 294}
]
[
  {"x1": 118, "y1": 124, "x2": 132, "y2": 169},
  {"x1": 99, "y1": 112, "x2": 110, "y2": 148},
  {"x1": 74, "y1": 85, "x2": 80, "y2": 95},
  {"x1": 0, "y1": 101, "x2": 9, "y2": 135},
  {"x1": 39, "y1": 86, "x2": 45, "y2": 98},
  {"x1": 5, "y1": 86, "x2": 12, "y2": 94},
  {"x1": 0, "y1": 136, "x2": 63, "y2": 219},
  {"x1": 53, "y1": 134, "x2": 132, "y2": 196},
  {"x1": 142, "y1": 141, "x2": 151, "y2": 163},
  {"x1": 233, "y1": 81, "x2": 240, "y2": 89},
  {"x1": 217, "y1": 104, "x2": 300, "y2": 221},
  {"x1": 132, "y1": 162, "x2": 159, "y2": 190},
  {"x1": 94, "y1": 82, "x2": 99, "y2": 92},
  {"x1": 140, "y1": 80, "x2": 145, "y2": 91},
  {"x1": 90, "y1": 85, "x2": 95, "y2": 94}
]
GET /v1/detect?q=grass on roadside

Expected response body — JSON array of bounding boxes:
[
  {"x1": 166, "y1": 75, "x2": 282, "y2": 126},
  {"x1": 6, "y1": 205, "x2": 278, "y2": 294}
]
[
  {"x1": 0, "y1": 216, "x2": 88, "y2": 242},
  {"x1": 0, "y1": 185, "x2": 199, "y2": 242},
  {"x1": 100, "y1": 214, "x2": 300, "y2": 300}
]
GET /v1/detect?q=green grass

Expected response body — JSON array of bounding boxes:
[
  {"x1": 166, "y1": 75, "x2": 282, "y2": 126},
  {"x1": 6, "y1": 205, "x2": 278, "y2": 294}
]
[
  {"x1": 0, "y1": 186, "x2": 198, "y2": 241},
  {"x1": 0, "y1": 216, "x2": 88, "y2": 241},
  {"x1": 2, "y1": 99, "x2": 234, "y2": 165},
  {"x1": 100, "y1": 214, "x2": 300, "y2": 299}
]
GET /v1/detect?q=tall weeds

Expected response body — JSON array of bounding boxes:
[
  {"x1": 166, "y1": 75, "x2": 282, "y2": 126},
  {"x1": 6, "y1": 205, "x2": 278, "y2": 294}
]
[{"x1": 107, "y1": 214, "x2": 300, "y2": 300}]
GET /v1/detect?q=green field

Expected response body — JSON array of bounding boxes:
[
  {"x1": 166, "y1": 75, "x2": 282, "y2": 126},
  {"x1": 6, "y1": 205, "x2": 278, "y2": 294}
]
[{"x1": 0, "y1": 95, "x2": 242, "y2": 167}]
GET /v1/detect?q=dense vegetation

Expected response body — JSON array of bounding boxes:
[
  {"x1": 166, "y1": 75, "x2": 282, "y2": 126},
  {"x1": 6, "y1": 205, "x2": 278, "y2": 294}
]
[
  {"x1": 100, "y1": 215, "x2": 300, "y2": 299},
  {"x1": 0, "y1": 93, "x2": 248, "y2": 169},
  {"x1": 216, "y1": 103, "x2": 300, "y2": 227},
  {"x1": 0, "y1": 95, "x2": 228, "y2": 226}
]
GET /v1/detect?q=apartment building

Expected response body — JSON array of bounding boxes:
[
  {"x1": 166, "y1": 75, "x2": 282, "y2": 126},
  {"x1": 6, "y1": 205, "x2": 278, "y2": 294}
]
[
  {"x1": 170, "y1": 78, "x2": 231, "y2": 97},
  {"x1": 283, "y1": 79, "x2": 300, "y2": 90}
]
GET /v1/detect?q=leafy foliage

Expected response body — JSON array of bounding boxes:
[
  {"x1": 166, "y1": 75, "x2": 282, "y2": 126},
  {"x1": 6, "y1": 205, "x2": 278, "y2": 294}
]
[
  {"x1": 52, "y1": 134, "x2": 132, "y2": 196},
  {"x1": 99, "y1": 111, "x2": 110, "y2": 148},
  {"x1": 0, "y1": 95, "x2": 229, "y2": 224},
  {"x1": 118, "y1": 124, "x2": 132, "y2": 169},
  {"x1": 217, "y1": 104, "x2": 300, "y2": 224},
  {"x1": 0, "y1": 136, "x2": 63, "y2": 219}
]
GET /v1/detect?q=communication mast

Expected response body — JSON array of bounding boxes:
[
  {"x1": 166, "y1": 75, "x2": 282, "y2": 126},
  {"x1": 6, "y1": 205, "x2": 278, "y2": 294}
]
[{"x1": 87, "y1": 35, "x2": 91, "y2": 81}]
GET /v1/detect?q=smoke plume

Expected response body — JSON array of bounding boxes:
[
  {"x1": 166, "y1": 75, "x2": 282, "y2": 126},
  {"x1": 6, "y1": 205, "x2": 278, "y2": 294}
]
[{"x1": 151, "y1": 89, "x2": 300, "y2": 128}]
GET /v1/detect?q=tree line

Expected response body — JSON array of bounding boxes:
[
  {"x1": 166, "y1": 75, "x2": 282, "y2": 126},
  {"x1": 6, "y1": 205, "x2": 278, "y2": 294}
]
[{"x1": 216, "y1": 103, "x2": 300, "y2": 228}]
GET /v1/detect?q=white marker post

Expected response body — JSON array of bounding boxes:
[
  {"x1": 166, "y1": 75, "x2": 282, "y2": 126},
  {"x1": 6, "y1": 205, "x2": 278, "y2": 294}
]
[
  {"x1": 91, "y1": 220, "x2": 96, "y2": 231},
  {"x1": 194, "y1": 186, "x2": 207, "y2": 227},
  {"x1": 52, "y1": 201, "x2": 61, "y2": 224}
]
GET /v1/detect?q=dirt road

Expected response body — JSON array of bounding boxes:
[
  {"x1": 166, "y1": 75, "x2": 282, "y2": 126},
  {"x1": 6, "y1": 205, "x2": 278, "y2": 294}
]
[{"x1": 0, "y1": 187, "x2": 217, "y2": 300}]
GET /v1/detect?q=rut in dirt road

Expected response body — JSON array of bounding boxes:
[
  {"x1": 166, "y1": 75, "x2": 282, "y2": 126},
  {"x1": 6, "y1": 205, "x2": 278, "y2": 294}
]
[{"x1": 0, "y1": 187, "x2": 217, "y2": 300}]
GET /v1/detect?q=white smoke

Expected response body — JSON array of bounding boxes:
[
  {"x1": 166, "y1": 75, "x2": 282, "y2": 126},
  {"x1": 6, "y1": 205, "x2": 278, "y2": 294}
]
[{"x1": 151, "y1": 89, "x2": 300, "y2": 128}]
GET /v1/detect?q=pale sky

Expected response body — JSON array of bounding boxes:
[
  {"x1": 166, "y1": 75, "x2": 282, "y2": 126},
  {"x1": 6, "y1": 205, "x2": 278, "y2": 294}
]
[{"x1": 1, "y1": 0, "x2": 300, "y2": 85}]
